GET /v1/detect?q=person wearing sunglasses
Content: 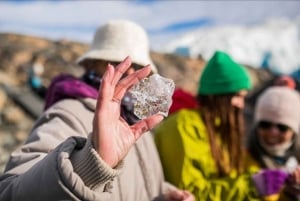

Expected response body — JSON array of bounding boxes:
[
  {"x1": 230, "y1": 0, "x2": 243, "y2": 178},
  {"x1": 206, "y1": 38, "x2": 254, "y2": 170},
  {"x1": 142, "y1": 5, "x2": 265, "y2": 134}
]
[{"x1": 247, "y1": 86, "x2": 300, "y2": 200}]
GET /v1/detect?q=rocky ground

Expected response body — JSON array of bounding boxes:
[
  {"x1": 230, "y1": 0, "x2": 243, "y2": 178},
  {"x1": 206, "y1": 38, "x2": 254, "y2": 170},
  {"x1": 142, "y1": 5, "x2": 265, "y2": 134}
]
[{"x1": 0, "y1": 33, "x2": 275, "y2": 174}]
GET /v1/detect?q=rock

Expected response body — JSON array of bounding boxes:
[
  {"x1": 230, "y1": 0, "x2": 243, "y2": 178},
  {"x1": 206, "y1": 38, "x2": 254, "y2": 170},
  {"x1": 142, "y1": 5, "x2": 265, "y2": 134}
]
[
  {"x1": 14, "y1": 130, "x2": 28, "y2": 143},
  {"x1": 2, "y1": 107, "x2": 25, "y2": 125},
  {"x1": 0, "y1": 88, "x2": 7, "y2": 111}
]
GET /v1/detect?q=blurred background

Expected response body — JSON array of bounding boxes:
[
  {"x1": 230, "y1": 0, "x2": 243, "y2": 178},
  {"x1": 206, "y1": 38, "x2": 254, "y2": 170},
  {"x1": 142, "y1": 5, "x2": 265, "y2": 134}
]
[{"x1": 0, "y1": 0, "x2": 299, "y2": 173}]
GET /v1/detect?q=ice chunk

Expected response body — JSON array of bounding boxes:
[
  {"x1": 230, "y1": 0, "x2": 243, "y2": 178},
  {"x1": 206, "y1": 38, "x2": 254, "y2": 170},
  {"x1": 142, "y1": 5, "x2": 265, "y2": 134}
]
[{"x1": 129, "y1": 74, "x2": 175, "y2": 119}]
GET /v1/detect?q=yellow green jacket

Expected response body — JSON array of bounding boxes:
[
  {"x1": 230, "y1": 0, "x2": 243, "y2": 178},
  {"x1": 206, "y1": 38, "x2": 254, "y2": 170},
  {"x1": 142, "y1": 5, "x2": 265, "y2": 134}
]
[{"x1": 154, "y1": 109, "x2": 261, "y2": 201}]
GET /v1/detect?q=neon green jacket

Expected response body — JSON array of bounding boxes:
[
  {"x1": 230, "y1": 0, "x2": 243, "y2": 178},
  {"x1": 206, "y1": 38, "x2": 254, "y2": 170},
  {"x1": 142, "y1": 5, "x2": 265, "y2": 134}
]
[{"x1": 154, "y1": 109, "x2": 261, "y2": 201}]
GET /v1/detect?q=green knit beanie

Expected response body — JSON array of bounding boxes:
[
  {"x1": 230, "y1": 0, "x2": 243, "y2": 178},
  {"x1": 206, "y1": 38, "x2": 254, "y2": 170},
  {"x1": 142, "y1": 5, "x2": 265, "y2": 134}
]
[{"x1": 198, "y1": 51, "x2": 252, "y2": 95}]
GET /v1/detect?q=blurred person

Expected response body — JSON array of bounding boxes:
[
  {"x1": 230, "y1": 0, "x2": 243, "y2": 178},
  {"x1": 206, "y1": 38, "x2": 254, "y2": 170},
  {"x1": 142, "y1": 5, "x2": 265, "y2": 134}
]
[
  {"x1": 28, "y1": 54, "x2": 47, "y2": 98},
  {"x1": 273, "y1": 75, "x2": 296, "y2": 89},
  {"x1": 154, "y1": 51, "x2": 261, "y2": 201},
  {"x1": 0, "y1": 20, "x2": 193, "y2": 201},
  {"x1": 247, "y1": 86, "x2": 300, "y2": 200}
]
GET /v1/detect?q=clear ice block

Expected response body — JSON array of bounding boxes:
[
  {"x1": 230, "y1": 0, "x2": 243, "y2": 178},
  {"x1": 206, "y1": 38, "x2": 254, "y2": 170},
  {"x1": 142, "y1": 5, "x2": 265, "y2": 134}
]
[{"x1": 129, "y1": 74, "x2": 175, "y2": 119}]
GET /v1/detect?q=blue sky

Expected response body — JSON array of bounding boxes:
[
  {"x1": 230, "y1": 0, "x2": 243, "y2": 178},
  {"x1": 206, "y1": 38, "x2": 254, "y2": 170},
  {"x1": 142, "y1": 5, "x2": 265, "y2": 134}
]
[{"x1": 0, "y1": 0, "x2": 299, "y2": 51}]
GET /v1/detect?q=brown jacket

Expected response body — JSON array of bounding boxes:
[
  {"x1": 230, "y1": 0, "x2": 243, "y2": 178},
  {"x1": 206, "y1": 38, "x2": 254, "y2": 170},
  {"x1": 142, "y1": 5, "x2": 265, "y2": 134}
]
[{"x1": 0, "y1": 98, "x2": 175, "y2": 201}]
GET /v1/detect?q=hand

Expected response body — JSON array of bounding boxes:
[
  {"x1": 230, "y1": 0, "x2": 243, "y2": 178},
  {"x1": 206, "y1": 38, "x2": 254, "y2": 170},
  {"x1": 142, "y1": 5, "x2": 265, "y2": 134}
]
[
  {"x1": 284, "y1": 166, "x2": 300, "y2": 198},
  {"x1": 164, "y1": 190, "x2": 194, "y2": 201},
  {"x1": 287, "y1": 166, "x2": 300, "y2": 185},
  {"x1": 92, "y1": 56, "x2": 164, "y2": 167}
]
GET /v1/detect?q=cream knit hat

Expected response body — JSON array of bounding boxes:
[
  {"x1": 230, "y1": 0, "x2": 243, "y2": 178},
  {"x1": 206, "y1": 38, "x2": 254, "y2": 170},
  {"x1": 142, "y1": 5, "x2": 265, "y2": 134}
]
[
  {"x1": 76, "y1": 19, "x2": 157, "y2": 73},
  {"x1": 254, "y1": 86, "x2": 300, "y2": 135}
]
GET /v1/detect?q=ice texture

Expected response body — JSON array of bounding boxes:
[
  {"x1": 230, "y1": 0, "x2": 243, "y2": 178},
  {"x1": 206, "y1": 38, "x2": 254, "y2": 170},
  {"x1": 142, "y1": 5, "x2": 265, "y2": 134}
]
[{"x1": 129, "y1": 74, "x2": 175, "y2": 119}]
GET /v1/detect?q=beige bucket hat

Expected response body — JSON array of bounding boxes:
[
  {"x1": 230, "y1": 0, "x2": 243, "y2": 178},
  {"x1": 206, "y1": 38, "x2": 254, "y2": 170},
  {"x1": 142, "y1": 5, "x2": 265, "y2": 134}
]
[
  {"x1": 255, "y1": 86, "x2": 300, "y2": 135},
  {"x1": 76, "y1": 19, "x2": 157, "y2": 73}
]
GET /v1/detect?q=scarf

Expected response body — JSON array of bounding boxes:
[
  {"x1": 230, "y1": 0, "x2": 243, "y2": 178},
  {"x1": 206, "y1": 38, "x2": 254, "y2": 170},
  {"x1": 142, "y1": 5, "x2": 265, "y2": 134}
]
[{"x1": 44, "y1": 72, "x2": 139, "y2": 125}]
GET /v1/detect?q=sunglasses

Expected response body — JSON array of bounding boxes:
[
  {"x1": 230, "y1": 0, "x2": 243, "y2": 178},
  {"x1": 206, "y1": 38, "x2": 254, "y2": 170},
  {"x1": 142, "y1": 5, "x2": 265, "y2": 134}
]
[
  {"x1": 257, "y1": 121, "x2": 291, "y2": 133},
  {"x1": 109, "y1": 62, "x2": 143, "y2": 71}
]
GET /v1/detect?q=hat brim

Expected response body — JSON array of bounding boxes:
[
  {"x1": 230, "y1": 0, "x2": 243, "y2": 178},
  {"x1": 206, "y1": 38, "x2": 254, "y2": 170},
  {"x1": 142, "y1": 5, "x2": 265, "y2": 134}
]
[{"x1": 76, "y1": 49, "x2": 157, "y2": 73}]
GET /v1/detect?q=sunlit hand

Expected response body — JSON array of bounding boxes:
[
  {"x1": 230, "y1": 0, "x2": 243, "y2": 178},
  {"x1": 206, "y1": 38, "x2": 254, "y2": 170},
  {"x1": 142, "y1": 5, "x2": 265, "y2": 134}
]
[
  {"x1": 164, "y1": 190, "x2": 195, "y2": 201},
  {"x1": 92, "y1": 56, "x2": 164, "y2": 167}
]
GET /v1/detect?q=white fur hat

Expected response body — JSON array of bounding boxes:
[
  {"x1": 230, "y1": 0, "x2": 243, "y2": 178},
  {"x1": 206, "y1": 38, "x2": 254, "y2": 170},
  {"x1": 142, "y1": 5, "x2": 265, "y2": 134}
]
[
  {"x1": 76, "y1": 19, "x2": 157, "y2": 73},
  {"x1": 254, "y1": 86, "x2": 300, "y2": 135}
]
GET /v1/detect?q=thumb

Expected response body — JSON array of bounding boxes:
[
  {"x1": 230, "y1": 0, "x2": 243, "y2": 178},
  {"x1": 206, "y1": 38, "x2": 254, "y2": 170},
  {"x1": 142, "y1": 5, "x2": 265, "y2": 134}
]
[{"x1": 166, "y1": 190, "x2": 185, "y2": 200}]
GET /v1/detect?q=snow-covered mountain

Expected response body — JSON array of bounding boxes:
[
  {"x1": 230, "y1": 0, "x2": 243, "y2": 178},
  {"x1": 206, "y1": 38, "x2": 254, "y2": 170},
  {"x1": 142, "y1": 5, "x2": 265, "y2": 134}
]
[{"x1": 165, "y1": 17, "x2": 300, "y2": 79}]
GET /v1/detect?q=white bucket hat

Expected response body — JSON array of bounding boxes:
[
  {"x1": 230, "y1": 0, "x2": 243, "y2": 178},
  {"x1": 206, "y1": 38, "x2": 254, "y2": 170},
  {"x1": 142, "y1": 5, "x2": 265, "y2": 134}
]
[{"x1": 76, "y1": 19, "x2": 157, "y2": 73}]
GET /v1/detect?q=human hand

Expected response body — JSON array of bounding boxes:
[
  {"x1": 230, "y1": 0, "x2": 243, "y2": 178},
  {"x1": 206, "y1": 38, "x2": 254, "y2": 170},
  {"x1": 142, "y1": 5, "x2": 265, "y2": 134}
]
[
  {"x1": 287, "y1": 166, "x2": 300, "y2": 185},
  {"x1": 92, "y1": 56, "x2": 164, "y2": 167},
  {"x1": 164, "y1": 190, "x2": 194, "y2": 201},
  {"x1": 284, "y1": 166, "x2": 300, "y2": 198}
]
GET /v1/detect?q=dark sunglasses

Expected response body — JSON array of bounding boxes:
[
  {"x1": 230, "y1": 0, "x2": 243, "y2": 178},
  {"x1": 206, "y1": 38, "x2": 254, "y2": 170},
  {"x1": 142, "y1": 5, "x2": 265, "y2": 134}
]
[
  {"x1": 110, "y1": 62, "x2": 143, "y2": 71},
  {"x1": 81, "y1": 70, "x2": 102, "y2": 88},
  {"x1": 257, "y1": 121, "x2": 291, "y2": 133}
]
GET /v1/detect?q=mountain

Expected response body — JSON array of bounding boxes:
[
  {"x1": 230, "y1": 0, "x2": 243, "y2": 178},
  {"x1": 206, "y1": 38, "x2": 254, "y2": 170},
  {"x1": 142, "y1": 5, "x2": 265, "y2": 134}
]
[{"x1": 165, "y1": 17, "x2": 300, "y2": 79}]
